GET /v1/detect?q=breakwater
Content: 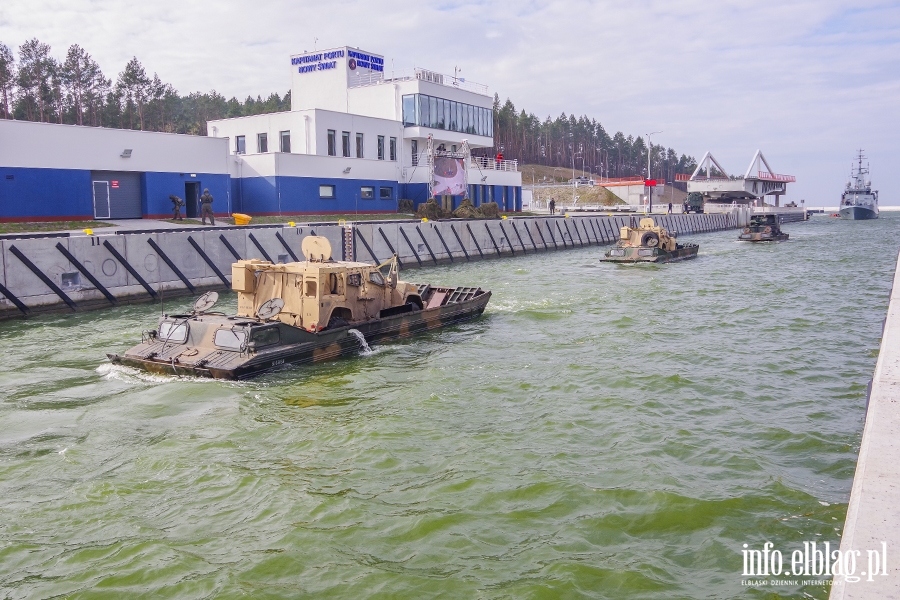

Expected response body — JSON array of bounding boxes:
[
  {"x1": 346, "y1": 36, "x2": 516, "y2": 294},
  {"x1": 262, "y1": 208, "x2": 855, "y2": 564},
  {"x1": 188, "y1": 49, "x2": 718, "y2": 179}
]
[{"x1": 0, "y1": 212, "x2": 745, "y2": 319}]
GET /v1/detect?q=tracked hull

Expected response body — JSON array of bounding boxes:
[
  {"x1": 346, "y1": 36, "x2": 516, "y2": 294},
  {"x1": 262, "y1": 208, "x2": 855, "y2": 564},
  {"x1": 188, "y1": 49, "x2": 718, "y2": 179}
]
[
  {"x1": 109, "y1": 289, "x2": 491, "y2": 380},
  {"x1": 601, "y1": 244, "x2": 699, "y2": 264}
]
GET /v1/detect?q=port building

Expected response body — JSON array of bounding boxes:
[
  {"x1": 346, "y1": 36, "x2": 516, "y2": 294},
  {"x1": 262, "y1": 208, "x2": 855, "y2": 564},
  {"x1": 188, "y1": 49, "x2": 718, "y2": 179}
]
[{"x1": 0, "y1": 46, "x2": 521, "y2": 222}]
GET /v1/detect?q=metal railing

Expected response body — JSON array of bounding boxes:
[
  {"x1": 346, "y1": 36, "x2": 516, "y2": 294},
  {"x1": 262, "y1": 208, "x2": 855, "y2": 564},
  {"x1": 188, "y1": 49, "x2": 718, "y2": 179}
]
[
  {"x1": 470, "y1": 156, "x2": 519, "y2": 172},
  {"x1": 756, "y1": 171, "x2": 796, "y2": 182},
  {"x1": 415, "y1": 68, "x2": 489, "y2": 95}
]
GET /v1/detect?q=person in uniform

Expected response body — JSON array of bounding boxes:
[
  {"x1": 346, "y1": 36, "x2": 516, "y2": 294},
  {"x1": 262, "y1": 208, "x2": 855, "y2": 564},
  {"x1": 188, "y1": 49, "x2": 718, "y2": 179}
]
[
  {"x1": 549, "y1": 198, "x2": 556, "y2": 215},
  {"x1": 169, "y1": 194, "x2": 185, "y2": 220},
  {"x1": 199, "y1": 188, "x2": 215, "y2": 225}
]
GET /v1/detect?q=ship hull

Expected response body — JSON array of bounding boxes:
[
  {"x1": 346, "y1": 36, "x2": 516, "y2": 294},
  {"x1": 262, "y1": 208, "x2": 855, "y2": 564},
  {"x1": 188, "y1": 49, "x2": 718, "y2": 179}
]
[
  {"x1": 108, "y1": 291, "x2": 491, "y2": 380},
  {"x1": 840, "y1": 206, "x2": 878, "y2": 220}
]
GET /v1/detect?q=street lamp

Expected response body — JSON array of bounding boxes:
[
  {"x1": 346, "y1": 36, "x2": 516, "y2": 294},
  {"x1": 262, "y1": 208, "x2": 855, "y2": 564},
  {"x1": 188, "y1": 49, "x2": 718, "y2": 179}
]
[{"x1": 645, "y1": 130, "x2": 662, "y2": 212}]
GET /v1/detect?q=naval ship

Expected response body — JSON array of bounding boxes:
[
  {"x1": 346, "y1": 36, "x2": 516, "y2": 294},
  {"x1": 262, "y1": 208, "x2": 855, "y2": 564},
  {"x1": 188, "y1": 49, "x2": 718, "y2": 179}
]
[{"x1": 840, "y1": 151, "x2": 879, "y2": 220}]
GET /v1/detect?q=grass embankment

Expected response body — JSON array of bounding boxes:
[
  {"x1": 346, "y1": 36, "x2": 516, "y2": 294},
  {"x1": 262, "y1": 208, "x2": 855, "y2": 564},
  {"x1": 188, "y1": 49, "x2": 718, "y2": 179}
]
[
  {"x1": 533, "y1": 185, "x2": 623, "y2": 207},
  {"x1": 0, "y1": 221, "x2": 114, "y2": 235},
  {"x1": 519, "y1": 164, "x2": 596, "y2": 184}
]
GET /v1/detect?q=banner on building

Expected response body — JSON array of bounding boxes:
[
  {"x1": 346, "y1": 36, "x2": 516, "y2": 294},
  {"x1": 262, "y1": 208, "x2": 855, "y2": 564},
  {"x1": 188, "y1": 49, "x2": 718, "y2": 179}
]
[{"x1": 432, "y1": 157, "x2": 467, "y2": 196}]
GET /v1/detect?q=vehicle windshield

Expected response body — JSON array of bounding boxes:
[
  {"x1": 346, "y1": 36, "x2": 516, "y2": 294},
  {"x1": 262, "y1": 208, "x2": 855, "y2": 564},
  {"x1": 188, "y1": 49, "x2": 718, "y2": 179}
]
[
  {"x1": 158, "y1": 321, "x2": 188, "y2": 344},
  {"x1": 214, "y1": 328, "x2": 247, "y2": 350}
]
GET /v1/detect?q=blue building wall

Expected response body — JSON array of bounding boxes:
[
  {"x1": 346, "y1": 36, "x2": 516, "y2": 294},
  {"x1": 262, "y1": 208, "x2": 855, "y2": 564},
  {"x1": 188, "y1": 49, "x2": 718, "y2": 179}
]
[
  {"x1": 0, "y1": 167, "x2": 93, "y2": 221},
  {"x1": 142, "y1": 172, "x2": 231, "y2": 218},
  {"x1": 236, "y1": 176, "x2": 399, "y2": 215}
]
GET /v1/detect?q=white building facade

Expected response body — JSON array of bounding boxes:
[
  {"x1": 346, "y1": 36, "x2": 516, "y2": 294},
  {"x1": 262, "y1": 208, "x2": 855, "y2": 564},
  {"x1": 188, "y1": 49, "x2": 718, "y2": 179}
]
[{"x1": 209, "y1": 46, "x2": 522, "y2": 215}]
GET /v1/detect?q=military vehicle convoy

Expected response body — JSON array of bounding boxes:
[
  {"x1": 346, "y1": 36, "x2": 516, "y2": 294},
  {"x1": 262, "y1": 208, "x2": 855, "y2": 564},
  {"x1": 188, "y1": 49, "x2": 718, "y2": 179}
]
[
  {"x1": 601, "y1": 217, "x2": 699, "y2": 263},
  {"x1": 738, "y1": 214, "x2": 789, "y2": 242},
  {"x1": 108, "y1": 237, "x2": 491, "y2": 379}
]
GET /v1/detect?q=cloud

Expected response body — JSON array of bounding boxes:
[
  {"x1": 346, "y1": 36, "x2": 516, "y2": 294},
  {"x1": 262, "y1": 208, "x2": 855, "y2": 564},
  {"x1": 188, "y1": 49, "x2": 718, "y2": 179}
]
[{"x1": 1, "y1": 0, "x2": 898, "y2": 203}]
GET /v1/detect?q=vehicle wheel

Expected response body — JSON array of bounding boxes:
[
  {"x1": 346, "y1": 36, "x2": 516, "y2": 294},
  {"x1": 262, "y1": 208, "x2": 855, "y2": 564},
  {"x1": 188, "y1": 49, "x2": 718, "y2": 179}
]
[
  {"x1": 641, "y1": 232, "x2": 660, "y2": 247},
  {"x1": 327, "y1": 316, "x2": 349, "y2": 329}
]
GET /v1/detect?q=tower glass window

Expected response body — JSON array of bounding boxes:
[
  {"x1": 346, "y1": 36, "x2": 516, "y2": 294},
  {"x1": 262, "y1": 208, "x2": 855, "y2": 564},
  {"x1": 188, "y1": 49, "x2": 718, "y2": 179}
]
[
  {"x1": 377, "y1": 135, "x2": 385, "y2": 160},
  {"x1": 236, "y1": 135, "x2": 245, "y2": 154},
  {"x1": 356, "y1": 133, "x2": 364, "y2": 158},
  {"x1": 389, "y1": 137, "x2": 397, "y2": 161},
  {"x1": 342, "y1": 131, "x2": 351, "y2": 157},
  {"x1": 257, "y1": 133, "x2": 268, "y2": 153},
  {"x1": 280, "y1": 130, "x2": 290, "y2": 153},
  {"x1": 327, "y1": 130, "x2": 336, "y2": 156}
]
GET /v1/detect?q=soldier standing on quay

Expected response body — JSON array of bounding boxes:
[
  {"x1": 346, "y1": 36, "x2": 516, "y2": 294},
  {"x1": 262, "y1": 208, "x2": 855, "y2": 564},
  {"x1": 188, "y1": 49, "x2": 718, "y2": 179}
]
[
  {"x1": 200, "y1": 188, "x2": 215, "y2": 225},
  {"x1": 169, "y1": 194, "x2": 185, "y2": 220}
]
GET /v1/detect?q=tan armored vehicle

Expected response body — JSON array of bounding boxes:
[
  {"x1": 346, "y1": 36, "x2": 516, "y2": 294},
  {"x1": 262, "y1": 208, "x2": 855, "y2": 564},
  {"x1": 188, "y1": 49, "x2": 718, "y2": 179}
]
[
  {"x1": 601, "y1": 217, "x2": 699, "y2": 263},
  {"x1": 108, "y1": 236, "x2": 491, "y2": 379}
]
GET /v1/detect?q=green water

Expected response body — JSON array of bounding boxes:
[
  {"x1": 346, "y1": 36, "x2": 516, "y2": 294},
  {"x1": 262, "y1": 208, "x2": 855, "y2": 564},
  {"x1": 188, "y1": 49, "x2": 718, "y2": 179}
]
[{"x1": 1, "y1": 215, "x2": 897, "y2": 599}]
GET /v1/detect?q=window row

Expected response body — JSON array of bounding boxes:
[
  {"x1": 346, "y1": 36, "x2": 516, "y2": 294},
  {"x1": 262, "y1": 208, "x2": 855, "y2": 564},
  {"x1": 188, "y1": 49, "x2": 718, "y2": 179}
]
[
  {"x1": 235, "y1": 131, "x2": 291, "y2": 154},
  {"x1": 401, "y1": 94, "x2": 493, "y2": 137},
  {"x1": 326, "y1": 130, "x2": 397, "y2": 160},
  {"x1": 319, "y1": 185, "x2": 394, "y2": 200}
]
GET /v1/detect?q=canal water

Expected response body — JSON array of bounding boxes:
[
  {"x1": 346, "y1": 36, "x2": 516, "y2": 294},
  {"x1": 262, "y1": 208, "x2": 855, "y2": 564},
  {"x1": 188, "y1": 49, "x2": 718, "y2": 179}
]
[{"x1": 1, "y1": 214, "x2": 897, "y2": 599}]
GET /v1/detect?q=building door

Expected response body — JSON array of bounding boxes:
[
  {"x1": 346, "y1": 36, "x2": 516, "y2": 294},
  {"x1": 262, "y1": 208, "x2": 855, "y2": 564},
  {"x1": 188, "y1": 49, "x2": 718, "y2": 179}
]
[
  {"x1": 90, "y1": 171, "x2": 142, "y2": 219},
  {"x1": 92, "y1": 181, "x2": 110, "y2": 219},
  {"x1": 184, "y1": 182, "x2": 200, "y2": 218}
]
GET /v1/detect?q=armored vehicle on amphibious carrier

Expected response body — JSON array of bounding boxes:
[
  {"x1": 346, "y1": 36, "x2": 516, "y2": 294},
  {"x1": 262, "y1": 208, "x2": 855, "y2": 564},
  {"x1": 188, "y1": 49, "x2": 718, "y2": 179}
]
[
  {"x1": 738, "y1": 214, "x2": 788, "y2": 242},
  {"x1": 108, "y1": 236, "x2": 491, "y2": 379},
  {"x1": 601, "y1": 217, "x2": 699, "y2": 263}
]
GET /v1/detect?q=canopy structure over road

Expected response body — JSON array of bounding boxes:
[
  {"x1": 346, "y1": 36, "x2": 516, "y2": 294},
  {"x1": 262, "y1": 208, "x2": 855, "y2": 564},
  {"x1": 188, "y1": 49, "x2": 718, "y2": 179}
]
[{"x1": 678, "y1": 150, "x2": 796, "y2": 206}]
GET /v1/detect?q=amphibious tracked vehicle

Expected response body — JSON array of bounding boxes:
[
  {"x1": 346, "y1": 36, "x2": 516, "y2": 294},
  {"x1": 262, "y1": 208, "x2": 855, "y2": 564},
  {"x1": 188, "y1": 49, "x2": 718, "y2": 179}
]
[
  {"x1": 108, "y1": 237, "x2": 491, "y2": 379},
  {"x1": 601, "y1": 217, "x2": 699, "y2": 263}
]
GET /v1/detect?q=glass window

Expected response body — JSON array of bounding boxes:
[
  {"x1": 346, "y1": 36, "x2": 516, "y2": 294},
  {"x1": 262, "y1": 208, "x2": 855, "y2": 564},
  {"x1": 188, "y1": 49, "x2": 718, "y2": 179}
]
[
  {"x1": 389, "y1": 137, "x2": 397, "y2": 161},
  {"x1": 361, "y1": 186, "x2": 375, "y2": 199},
  {"x1": 450, "y1": 101, "x2": 457, "y2": 131},
  {"x1": 429, "y1": 96, "x2": 438, "y2": 128},
  {"x1": 377, "y1": 135, "x2": 385, "y2": 160},
  {"x1": 461, "y1": 106, "x2": 469, "y2": 134},
  {"x1": 235, "y1": 135, "x2": 245, "y2": 154},
  {"x1": 320, "y1": 184, "x2": 335, "y2": 199},
  {"x1": 380, "y1": 186, "x2": 392, "y2": 199},
  {"x1": 488, "y1": 109, "x2": 494, "y2": 136},
  {"x1": 369, "y1": 271, "x2": 385, "y2": 286},
  {"x1": 347, "y1": 273, "x2": 361, "y2": 286},
  {"x1": 158, "y1": 321, "x2": 188, "y2": 343},
  {"x1": 479, "y1": 108, "x2": 485, "y2": 136},
  {"x1": 417, "y1": 95, "x2": 429, "y2": 127},
  {"x1": 251, "y1": 327, "x2": 280, "y2": 347},
  {"x1": 342, "y1": 131, "x2": 351, "y2": 157},
  {"x1": 411, "y1": 139, "x2": 418, "y2": 166},
  {"x1": 443, "y1": 99, "x2": 450, "y2": 130},
  {"x1": 356, "y1": 132, "x2": 364, "y2": 158},
  {"x1": 468, "y1": 105, "x2": 475, "y2": 133},
  {"x1": 280, "y1": 130, "x2": 291, "y2": 153},
  {"x1": 327, "y1": 130, "x2": 336, "y2": 156},
  {"x1": 305, "y1": 281, "x2": 317, "y2": 297},
  {"x1": 257, "y1": 133, "x2": 268, "y2": 153},
  {"x1": 402, "y1": 95, "x2": 417, "y2": 127},
  {"x1": 214, "y1": 328, "x2": 246, "y2": 350}
]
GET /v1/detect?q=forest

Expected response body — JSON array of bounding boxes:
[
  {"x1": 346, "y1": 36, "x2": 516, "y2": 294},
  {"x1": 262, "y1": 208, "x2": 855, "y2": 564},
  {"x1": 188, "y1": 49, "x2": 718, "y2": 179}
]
[{"x1": 0, "y1": 38, "x2": 696, "y2": 180}]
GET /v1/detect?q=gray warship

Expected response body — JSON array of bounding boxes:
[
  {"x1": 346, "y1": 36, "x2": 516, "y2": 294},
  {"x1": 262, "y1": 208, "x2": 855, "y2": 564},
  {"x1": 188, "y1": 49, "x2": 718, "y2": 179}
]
[{"x1": 840, "y1": 151, "x2": 879, "y2": 220}]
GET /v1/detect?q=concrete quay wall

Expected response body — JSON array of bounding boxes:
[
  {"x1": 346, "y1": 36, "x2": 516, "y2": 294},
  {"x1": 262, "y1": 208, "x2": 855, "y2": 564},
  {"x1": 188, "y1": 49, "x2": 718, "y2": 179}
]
[
  {"x1": 0, "y1": 212, "x2": 745, "y2": 320},
  {"x1": 830, "y1": 249, "x2": 900, "y2": 599}
]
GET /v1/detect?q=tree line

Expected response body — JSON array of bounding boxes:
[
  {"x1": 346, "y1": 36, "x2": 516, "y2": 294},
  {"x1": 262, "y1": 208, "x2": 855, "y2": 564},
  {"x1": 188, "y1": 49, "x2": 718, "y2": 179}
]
[
  {"x1": 0, "y1": 38, "x2": 697, "y2": 181},
  {"x1": 489, "y1": 95, "x2": 697, "y2": 182},
  {"x1": 0, "y1": 38, "x2": 289, "y2": 135}
]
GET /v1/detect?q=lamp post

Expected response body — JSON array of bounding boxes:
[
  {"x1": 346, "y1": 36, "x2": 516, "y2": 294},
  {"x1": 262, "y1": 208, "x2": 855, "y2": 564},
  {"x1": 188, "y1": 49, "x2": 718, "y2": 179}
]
[{"x1": 645, "y1": 131, "x2": 661, "y2": 213}]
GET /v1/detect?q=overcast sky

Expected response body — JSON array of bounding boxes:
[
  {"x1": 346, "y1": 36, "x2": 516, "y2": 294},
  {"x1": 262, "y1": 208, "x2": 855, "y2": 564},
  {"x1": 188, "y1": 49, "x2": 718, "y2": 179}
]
[{"x1": 1, "y1": 0, "x2": 898, "y2": 205}]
